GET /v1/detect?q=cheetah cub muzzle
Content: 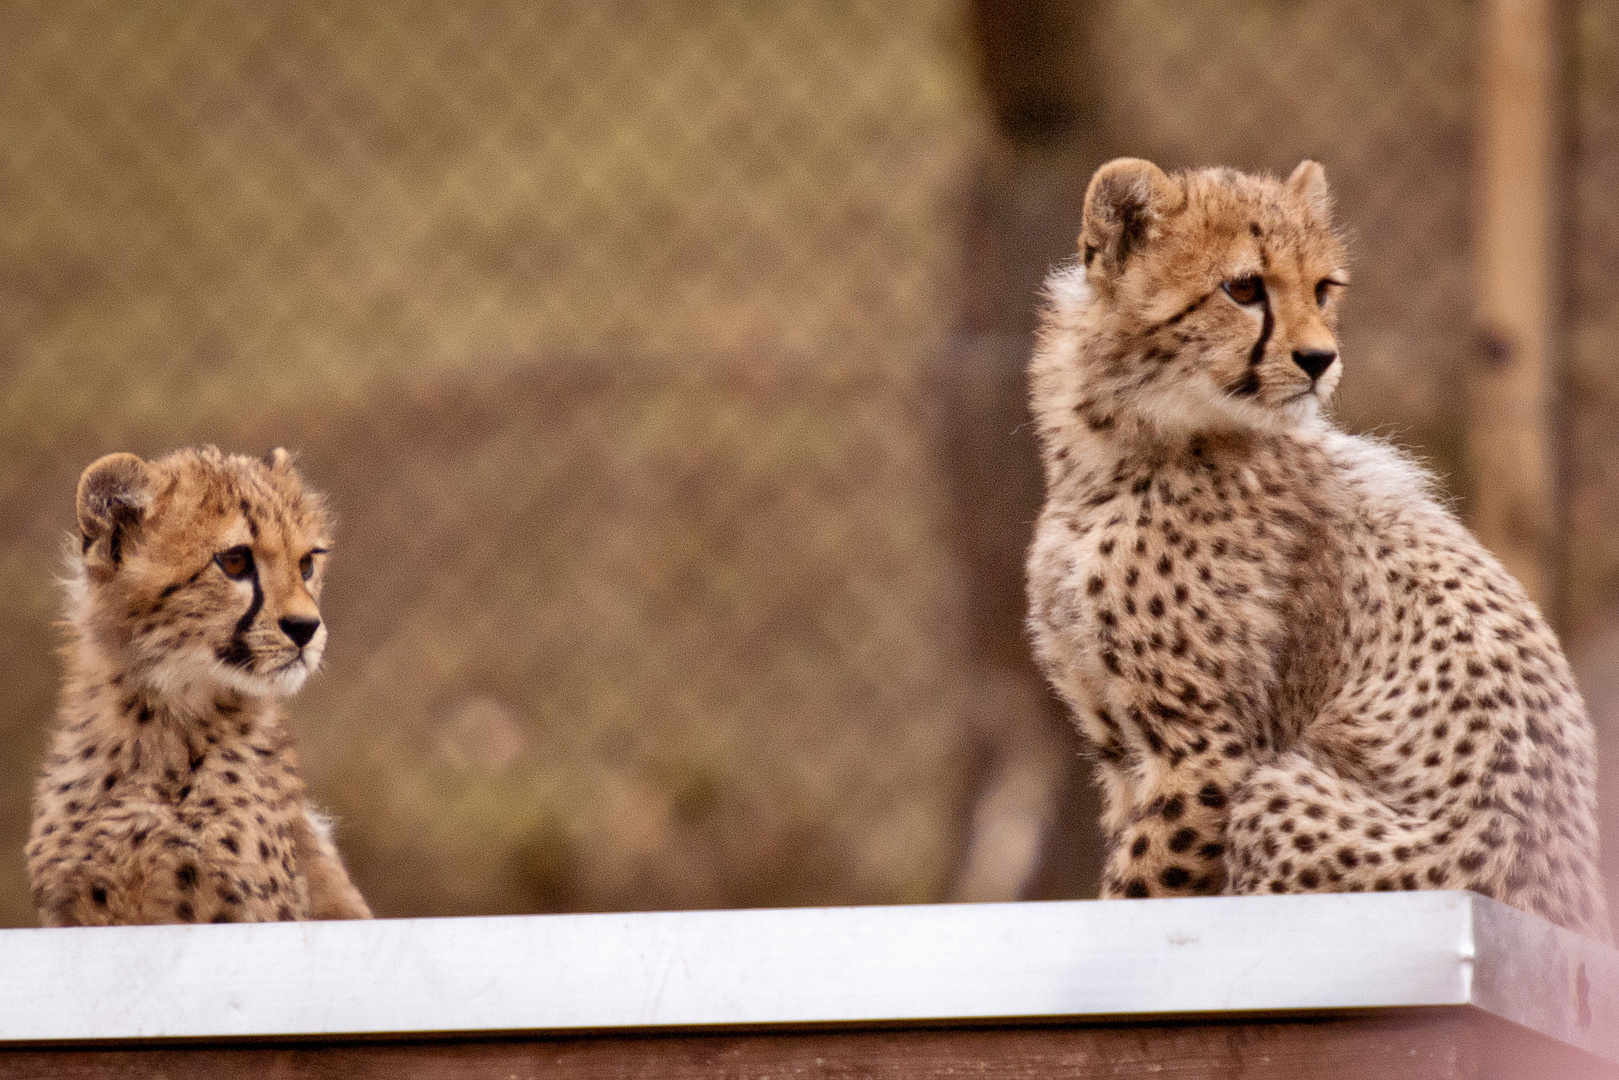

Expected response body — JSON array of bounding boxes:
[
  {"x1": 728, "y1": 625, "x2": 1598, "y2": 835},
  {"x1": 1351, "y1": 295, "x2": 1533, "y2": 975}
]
[
  {"x1": 1026, "y1": 158, "x2": 1610, "y2": 939},
  {"x1": 27, "y1": 446, "x2": 372, "y2": 925}
]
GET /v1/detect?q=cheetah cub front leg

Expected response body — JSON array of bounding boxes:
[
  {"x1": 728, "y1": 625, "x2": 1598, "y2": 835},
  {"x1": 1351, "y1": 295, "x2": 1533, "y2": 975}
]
[
  {"x1": 1026, "y1": 157, "x2": 1610, "y2": 940},
  {"x1": 1034, "y1": 444, "x2": 1304, "y2": 901}
]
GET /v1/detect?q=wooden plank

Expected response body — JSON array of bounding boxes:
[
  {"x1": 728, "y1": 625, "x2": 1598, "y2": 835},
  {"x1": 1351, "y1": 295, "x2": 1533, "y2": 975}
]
[
  {"x1": 3, "y1": 1013, "x2": 1615, "y2": 1080},
  {"x1": 0, "y1": 894, "x2": 1492, "y2": 1042},
  {"x1": 1469, "y1": 0, "x2": 1566, "y2": 612},
  {"x1": 6, "y1": 893, "x2": 1618, "y2": 1064}
]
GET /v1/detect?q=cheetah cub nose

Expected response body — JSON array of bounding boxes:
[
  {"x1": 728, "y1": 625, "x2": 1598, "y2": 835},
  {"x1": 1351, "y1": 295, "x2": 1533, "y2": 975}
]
[
  {"x1": 1292, "y1": 349, "x2": 1337, "y2": 380},
  {"x1": 279, "y1": 615, "x2": 321, "y2": 648}
]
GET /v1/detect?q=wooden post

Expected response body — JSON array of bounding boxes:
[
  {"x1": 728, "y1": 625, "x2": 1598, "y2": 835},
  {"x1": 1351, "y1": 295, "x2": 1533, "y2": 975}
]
[
  {"x1": 1470, "y1": 0, "x2": 1566, "y2": 616},
  {"x1": 940, "y1": 0, "x2": 1107, "y2": 902}
]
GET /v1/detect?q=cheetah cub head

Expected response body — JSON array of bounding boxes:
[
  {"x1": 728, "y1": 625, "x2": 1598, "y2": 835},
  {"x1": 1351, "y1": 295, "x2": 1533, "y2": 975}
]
[
  {"x1": 70, "y1": 445, "x2": 334, "y2": 700},
  {"x1": 1039, "y1": 158, "x2": 1349, "y2": 439}
]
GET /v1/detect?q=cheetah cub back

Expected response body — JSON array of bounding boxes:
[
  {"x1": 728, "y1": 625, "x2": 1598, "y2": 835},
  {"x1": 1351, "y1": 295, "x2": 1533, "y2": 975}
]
[
  {"x1": 1026, "y1": 158, "x2": 1610, "y2": 939},
  {"x1": 27, "y1": 446, "x2": 372, "y2": 925}
]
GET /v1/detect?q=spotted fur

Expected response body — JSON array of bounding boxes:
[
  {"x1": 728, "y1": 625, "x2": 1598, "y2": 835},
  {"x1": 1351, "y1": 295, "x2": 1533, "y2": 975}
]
[
  {"x1": 1026, "y1": 159, "x2": 1610, "y2": 939},
  {"x1": 27, "y1": 446, "x2": 371, "y2": 925}
]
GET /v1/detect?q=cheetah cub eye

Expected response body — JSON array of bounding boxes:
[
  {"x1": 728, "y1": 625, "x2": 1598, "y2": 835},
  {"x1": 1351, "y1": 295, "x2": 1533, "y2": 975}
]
[
  {"x1": 1223, "y1": 275, "x2": 1265, "y2": 306},
  {"x1": 1315, "y1": 277, "x2": 1345, "y2": 308},
  {"x1": 216, "y1": 546, "x2": 254, "y2": 580},
  {"x1": 298, "y1": 548, "x2": 327, "y2": 582}
]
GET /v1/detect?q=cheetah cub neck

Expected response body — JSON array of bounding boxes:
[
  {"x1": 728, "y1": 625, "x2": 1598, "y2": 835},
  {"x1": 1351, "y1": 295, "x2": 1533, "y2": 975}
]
[{"x1": 1031, "y1": 157, "x2": 1348, "y2": 463}]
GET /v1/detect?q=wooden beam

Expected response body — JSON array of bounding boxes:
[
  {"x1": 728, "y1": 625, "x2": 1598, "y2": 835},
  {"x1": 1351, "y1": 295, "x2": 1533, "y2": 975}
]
[
  {"x1": 1, "y1": 896, "x2": 1617, "y2": 1077},
  {"x1": 1470, "y1": 0, "x2": 1566, "y2": 614},
  {"x1": 2, "y1": 1013, "x2": 1616, "y2": 1080},
  {"x1": 3, "y1": 892, "x2": 1615, "y2": 1061}
]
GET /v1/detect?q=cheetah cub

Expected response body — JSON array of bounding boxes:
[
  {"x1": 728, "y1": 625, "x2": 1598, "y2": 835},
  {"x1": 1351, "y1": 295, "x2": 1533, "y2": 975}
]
[
  {"x1": 27, "y1": 446, "x2": 372, "y2": 925},
  {"x1": 1026, "y1": 158, "x2": 1610, "y2": 939}
]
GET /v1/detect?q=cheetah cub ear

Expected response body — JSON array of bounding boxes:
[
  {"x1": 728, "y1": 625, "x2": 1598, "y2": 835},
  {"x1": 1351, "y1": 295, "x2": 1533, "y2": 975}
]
[
  {"x1": 1287, "y1": 159, "x2": 1333, "y2": 219},
  {"x1": 262, "y1": 446, "x2": 294, "y2": 472},
  {"x1": 1080, "y1": 157, "x2": 1186, "y2": 287},
  {"x1": 76, "y1": 452, "x2": 154, "y2": 576}
]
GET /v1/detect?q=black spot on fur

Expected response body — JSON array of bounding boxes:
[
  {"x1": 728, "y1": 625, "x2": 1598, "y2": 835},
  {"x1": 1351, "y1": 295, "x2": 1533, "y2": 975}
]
[{"x1": 1159, "y1": 865, "x2": 1191, "y2": 889}]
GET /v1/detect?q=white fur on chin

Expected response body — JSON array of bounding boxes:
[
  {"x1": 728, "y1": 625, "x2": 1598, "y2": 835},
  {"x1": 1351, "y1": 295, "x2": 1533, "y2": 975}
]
[{"x1": 141, "y1": 641, "x2": 321, "y2": 702}]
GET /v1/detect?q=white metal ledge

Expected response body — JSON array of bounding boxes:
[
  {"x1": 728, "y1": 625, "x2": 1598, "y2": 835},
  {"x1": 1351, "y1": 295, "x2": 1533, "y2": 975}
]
[{"x1": 0, "y1": 891, "x2": 1613, "y2": 1064}]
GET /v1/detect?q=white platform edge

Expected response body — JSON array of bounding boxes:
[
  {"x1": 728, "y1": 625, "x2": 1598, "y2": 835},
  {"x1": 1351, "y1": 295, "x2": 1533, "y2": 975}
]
[{"x1": 0, "y1": 891, "x2": 1612, "y2": 1062}]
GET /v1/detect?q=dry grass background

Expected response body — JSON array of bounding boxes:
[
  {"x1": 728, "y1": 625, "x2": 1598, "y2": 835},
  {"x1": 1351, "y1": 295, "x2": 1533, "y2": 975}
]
[{"x1": 2, "y1": 0, "x2": 1619, "y2": 928}]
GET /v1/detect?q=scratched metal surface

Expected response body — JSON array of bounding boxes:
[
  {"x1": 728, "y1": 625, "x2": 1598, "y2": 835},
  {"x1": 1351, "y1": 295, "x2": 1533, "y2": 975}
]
[{"x1": 0, "y1": 892, "x2": 1612, "y2": 1062}]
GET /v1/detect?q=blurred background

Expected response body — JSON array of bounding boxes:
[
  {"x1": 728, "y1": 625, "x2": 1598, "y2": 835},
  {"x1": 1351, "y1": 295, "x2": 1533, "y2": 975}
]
[{"x1": 0, "y1": 0, "x2": 1616, "y2": 931}]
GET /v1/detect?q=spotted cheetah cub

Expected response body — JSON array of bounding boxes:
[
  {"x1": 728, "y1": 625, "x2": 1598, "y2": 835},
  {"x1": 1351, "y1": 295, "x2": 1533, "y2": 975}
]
[
  {"x1": 1026, "y1": 158, "x2": 1610, "y2": 938},
  {"x1": 27, "y1": 446, "x2": 372, "y2": 925}
]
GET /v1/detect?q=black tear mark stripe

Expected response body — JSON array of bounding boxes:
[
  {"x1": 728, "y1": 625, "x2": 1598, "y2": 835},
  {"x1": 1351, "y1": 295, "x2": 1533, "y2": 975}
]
[
  {"x1": 1247, "y1": 292, "x2": 1274, "y2": 368},
  {"x1": 1230, "y1": 291, "x2": 1274, "y2": 398},
  {"x1": 215, "y1": 564, "x2": 264, "y2": 668}
]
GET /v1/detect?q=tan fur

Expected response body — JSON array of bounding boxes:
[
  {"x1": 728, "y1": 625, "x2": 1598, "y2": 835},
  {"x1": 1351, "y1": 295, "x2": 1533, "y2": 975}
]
[
  {"x1": 28, "y1": 446, "x2": 372, "y2": 925},
  {"x1": 1027, "y1": 159, "x2": 1610, "y2": 939}
]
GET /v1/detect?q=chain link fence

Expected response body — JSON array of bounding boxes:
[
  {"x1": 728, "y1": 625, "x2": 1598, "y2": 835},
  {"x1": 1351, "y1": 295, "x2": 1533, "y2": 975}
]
[
  {"x1": 0, "y1": 0, "x2": 991, "y2": 923},
  {"x1": 1, "y1": 0, "x2": 1616, "y2": 926}
]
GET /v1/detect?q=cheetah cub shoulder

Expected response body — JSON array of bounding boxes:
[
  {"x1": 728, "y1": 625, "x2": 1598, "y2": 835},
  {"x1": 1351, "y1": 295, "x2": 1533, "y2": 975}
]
[
  {"x1": 1026, "y1": 158, "x2": 1609, "y2": 939},
  {"x1": 27, "y1": 446, "x2": 372, "y2": 925}
]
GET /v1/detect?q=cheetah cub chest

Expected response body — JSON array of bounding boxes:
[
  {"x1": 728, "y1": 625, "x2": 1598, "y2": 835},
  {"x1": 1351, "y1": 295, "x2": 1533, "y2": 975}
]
[
  {"x1": 1026, "y1": 158, "x2": 1609, "y2": 939},
  {"x1": 27, "y1": 446, "x2": 371, "y2": 926}
]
